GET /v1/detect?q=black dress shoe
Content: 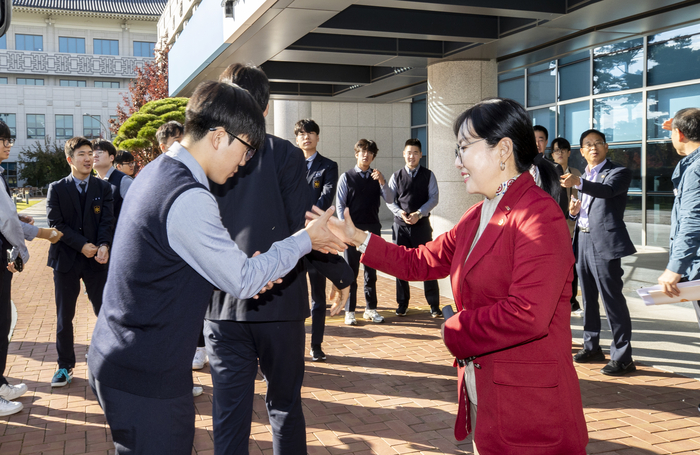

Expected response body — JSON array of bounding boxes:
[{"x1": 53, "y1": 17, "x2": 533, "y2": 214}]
[
  {"x1": 573, "y1": 347, "x2": 605, "y2": 363},
  {"x1": 430, "y1": 307, "x2": 443, "y2": 318},
  {"x1": 310, "y1": 345, "x2": 326, "y2": 362},
  {"x1": 396, "y1": 306, "x2": 408, "y2": 316},
  {"x1": 601, "y1": 360, "x2": 636, "y2": 376}
]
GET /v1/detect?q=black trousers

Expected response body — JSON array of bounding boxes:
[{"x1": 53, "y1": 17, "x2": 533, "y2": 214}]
[
  {"x1": 204, "y1": 319, "x2": 306, "y2": 455},
  {"x1": 90, "y1": 371, "x2": 194, "y2": 455},
  {"x1": 392, "y1": 221, "x2": 440, "y2": 309},
  {"x1": 308, "y1": 264, "x2": 326, "y2": 347},
  {"x1": 0, "y1": 263, "x2": 12, "y2": 385},
  {"x1": 344, "y1": 223, "x2": 381, "y2": 313},
  {"x1": 53, "y1": 256, "x2": 107, "y2": 369},
  {"x1": 577, "y1": 232, "x2": 632, "y2": 363}
]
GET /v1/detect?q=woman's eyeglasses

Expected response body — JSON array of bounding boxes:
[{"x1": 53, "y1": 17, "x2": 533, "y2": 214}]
[{"x1": 454, "y1": 138, "x2": 485, "y2": 164}]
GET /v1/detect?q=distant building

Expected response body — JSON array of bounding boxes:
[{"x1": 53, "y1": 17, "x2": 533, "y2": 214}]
[{"x1": 1, "y1": 0, "x2": 167, "y2": 187}]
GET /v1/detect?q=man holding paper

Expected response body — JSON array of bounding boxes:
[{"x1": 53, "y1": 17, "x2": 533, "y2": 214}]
[{"x1": 657, "y1": 108, "x2": 700, "y2": 326}]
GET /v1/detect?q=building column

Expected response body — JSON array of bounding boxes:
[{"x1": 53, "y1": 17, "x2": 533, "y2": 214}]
[
  {"x1": 272, "y1": 100, "x2": 312, "y2": 143},
  {"x1": 427, "y1": 60, "x2": 497, "y2": 299}
]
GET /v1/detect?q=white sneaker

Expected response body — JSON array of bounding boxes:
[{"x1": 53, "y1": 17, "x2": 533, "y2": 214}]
[
  {"x1": 0, "y1": 397, "x2": 22, "y2": 416},
  {"x1": 0, "y1": 383, "x2": 27, "y2": 401},
  {"x1": 344, "y1": 311, "x2": 357, "y2": 325},
  {"x1": 363, "y1": 309, "x2": 384, "y2": 323},
  {"x1": 192, "y1": 347, "x2": 209, "y2": 370},
  {"x1": 192, "y1": 386, "x2": 203, "y2": 397}
]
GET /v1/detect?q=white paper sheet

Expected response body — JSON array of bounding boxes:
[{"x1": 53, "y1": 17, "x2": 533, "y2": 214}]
[{"x1": 636, "y1": 280, "x2": 700, "y2": 306}]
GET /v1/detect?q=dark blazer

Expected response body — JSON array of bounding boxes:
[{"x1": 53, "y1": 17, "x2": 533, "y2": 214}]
[
  {"x1": 306, "y1": 152, "x2": 338, "y2": 210},
  {"x1": 46, "y1": 174, "x2": 114, "y2": 273},
  {"x1": 207, "y1": 134, "x2": 352, "y2": 322},
  {"x1": 573, "y1": 160, "x2": 636, "y2": 261}
]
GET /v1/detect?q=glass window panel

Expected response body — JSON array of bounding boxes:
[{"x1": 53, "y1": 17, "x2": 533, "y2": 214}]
[
  {"x1": 593, "y1": 93, "x2": 643, "y2": 143},
  {"x1": 94, "y1": 39, "x2": 119, "y2": 56},
  {"x1": 83, "y1": 115, "x2": 102, "y2": 138},
  {"x1": 498, "y1": 71, "x2": 525, "y2": 106},
  {"x1": 648, "y1": 27, "x2": 700, "y2": 86},
  {"x1": 593, "y1": 38, "x2": 643, "y2": 94},
  {"x1": 527, "y1": 61, "x2": 556, "y2": 107},
  {"x1": 559, "y1": 50, "x2": 589, "y2": 66},
  {"x1": 528, "y1": 107, "x2": 556, "y2": 150},
  {"x1": 60, "y1": 80, "x2": 86, "y2": 87},
  {"x1": 133, "y1": 41, "x2": 156, "y2": 57},
  {"x1": 558, "y1": 101, "x2": 590, "y2": 146},
  {"x1": 606, "y1": 143, "x2": 642, "y2": 192},
  {"x1": 0, "y1": 78, "x2": 7, "y2": 85},
  {"x1": 55, "y1": 115, "x2": 73, "y2": 139},
  {"x1": 0, "y1": 114, "x2": 16, "y2": 137},
  {"x1": 0, "y1": 35, "x2": 6, "y2": 50},
  {"x1": 16, "y1": 34, "x2": 43, "y2": 51},
  {"x1": 27, "y1": 114, "x2": 45, "y2": 139},
  {"x1": 17, "y1": 78, "x2": 44, "y2": 86},
  {"x1": 646, "y1": 141, "x2": 680, "y2": 193},
  {"x1": 411, "y1": 95, "x2": 426, "y2": 126},
  {"x1": 624, "y1": 195, "x2": 642, "y2": 246},
  {"x1": 647, "y1": 84, "x2": 700, "y2": 140},
  {"x1": 646, "y1": 193, "x2": 674, "y2": 248},
  {"x1": 558, "y1": 60, "x2": 590, "y2": 101},
  {"x1": 59, "y1": 37, "x2": 85, "y2": 54}
]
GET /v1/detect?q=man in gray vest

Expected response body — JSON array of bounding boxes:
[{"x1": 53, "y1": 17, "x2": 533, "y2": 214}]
[{"x1": 387, "y1": 138, "x2": 441, "y2": 317}]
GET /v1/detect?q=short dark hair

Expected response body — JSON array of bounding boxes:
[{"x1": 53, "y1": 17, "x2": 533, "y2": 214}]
[
  {"x1": 551, "y1": 137, "x2": 571, "y2": 152},
  {"x1": 184, "y1": 80, "x2": 265, "y2": 151},
  {"x1": 354, "y1": 139, "x2": 378, "y2": 156},
  {"x1": 92, "y1": 139, "x2": 117, "y2": 158},
  {"x1": 65, "y1": 137, "x2": 93, "y2": 158},
  {"x1": 218, "y1": 63, "x2": 270, "y2": 111},
  {"x1": 156, "y1": 121, "x2": 184, "y2": 145},
  {"x1": 114, "y1": 149, "x2": 134, "y2": 165},
  {"x1": 404, "y1": 138, "x2": 421, "y2": 152},
  {"x1": 294, "y1": 119, "x2": 320, "y2": 136},
  {"x1": 533, "y1": 125, "x2": 548, "y2": 140},
  {"x1": 672, "y1": 108, "x2": 700, "y2": 142},
  {"x1": 579, "y1": 129, "x2": 606, "y2": 146},
  {"x1": 0, "y1": 120, "x2": 11, "y2": 139}
]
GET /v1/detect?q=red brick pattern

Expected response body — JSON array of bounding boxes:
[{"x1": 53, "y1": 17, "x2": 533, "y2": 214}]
[{"x1": 1, "y1": 240, "x2": 700, "y2": 454}]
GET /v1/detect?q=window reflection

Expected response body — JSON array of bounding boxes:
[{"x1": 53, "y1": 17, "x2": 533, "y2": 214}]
[
  {"x1": 648, "y1": 24, "x2": 700, "y2": 86},
  {"x1": 606, "y1": 144, "x2": 642, "y2": 192},
  {"x1": 593, "y1": 39, "x2": 643, "y2": 94},
  {"x1": 528, "y1": 107, "x2": 555, "y2": 150},
  {"x1": 593, "y1": 93, "x2": 643, "y2": 143},
  {"x1": 647, "y1": 84, "x2": 700, "y2": 140},
  {"x1": 558, "y1": 101, "x2": 589, "y2": 146},
  {"x1": 498, "y1": 70, "x2": 525, "y2": 106},
  {"x1": 624, "y1": 195, "x2": 643, "y2": 246},
  {"x1": 527, "y1": 61, "x2": 556, "y2": 107},
  {"x1": 646, "y1": 142, "x2": 681, "y2": 192},
  {"x1": 646, "y1": 194, "x2": 674, "y2": 247}
]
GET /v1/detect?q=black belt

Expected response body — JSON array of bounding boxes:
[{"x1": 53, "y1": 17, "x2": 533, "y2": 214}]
[{"x1": 579, "y1": 226, "x2": 590, "y2": 233}]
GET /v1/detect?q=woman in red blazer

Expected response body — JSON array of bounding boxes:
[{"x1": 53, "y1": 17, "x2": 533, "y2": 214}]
[{"x1": 322, "y1": 99, "x2": 587, "y2": 454}]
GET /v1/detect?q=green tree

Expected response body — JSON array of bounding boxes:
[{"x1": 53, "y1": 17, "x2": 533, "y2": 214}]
[
  {"x1": 18, "y1": 137, "x2": 70, "y2": 188},
  {"x1": 113, "y1": 97, "x2": 187, "y2": 166}
]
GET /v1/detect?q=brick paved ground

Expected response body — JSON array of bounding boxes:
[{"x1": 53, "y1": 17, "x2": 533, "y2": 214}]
[{"x1": 2, "y1": 240, "x2": 700, "y2": 454}]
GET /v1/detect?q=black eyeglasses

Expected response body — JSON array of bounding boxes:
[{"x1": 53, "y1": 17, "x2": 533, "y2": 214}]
[
  {"x1": 1, "y1": 138, "x2": 15, "y2": 147},
  {"x1": 209, "y1": 127, "x2": 257, "y2": 161}
]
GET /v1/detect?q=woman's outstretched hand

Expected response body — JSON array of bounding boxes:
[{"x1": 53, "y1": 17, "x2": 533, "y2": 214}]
[{"x1": 306, "y1": 207, "x2": 365, "y2": 247}]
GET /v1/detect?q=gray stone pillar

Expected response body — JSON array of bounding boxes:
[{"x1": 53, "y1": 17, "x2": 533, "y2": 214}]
[
  {"x1": 427, "y1": 60, "x2": 497, "y2": 299},
  {"x1": 272, "y1": 100, "x2": 312, "y2": 143}
]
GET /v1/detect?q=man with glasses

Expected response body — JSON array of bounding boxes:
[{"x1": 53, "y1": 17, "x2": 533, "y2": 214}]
[
  {"x1": 551, "y1": 137, "x2": 583, "y2": 315},
  {"x1": 88, "y1": 80, "x2": 345, "y2": 454},
  {"x1": 47, "y1": 137, "x2": 115, "y2": 388},
  {"x1": 387, "y1": 138, "x2": 441, "y2": 317},
  {"x1": 92, "y1": 139, "x2": 133, "y2": 220},
  {"x1": 0, "y1": 122, "x2": 63, "y2": 415},
  {"x1": 561, "y1": 129, "x2": 637, "y2": 376},
  {"x1": 114, "y1": 150, "x2": 135, "y2": 177}
]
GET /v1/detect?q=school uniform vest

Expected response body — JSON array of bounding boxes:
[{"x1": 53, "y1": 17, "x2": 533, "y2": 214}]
[
  {"x1": 89, "y1": 155, "x2": 213, "y2": 399},
  {"x1": 106, "y1": 168, "x2": 128, "y2": 220},
  {"x1": 346, "y1": 168, "x2": 381, "y2": 227},
  {"x1": 392, "y1": 166, "x2": 431, "y2": 227}
]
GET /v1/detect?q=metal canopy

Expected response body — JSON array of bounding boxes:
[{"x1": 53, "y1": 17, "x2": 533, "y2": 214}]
[{"x1": 175, "y1": 0, "x2": 700, "y2": 103}]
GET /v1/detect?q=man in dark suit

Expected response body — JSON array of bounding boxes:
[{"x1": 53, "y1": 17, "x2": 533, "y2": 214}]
[
  {"x1": 47, "y1": 136, "x2": 114, "y2": 387},
  {"x1": 205, "y1": 63, "x2": 351, "y2": 455},
  {"x1": 561, "y1": 129, "x2": 637, "y2": 376},
  {"x1": 295, "y1": 118, "x2": 338, "y2": 361}
]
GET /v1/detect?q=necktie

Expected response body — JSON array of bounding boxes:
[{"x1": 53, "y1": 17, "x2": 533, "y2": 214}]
[
  {"x1": 79, "y1": 181, "x2": 87, "y2": 212},
  {"x1": 362, "y1": 171, "x2": 369, "y2": 179}
]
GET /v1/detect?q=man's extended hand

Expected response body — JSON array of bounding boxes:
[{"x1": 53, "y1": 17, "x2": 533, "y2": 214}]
[
  {"x1": 18, "y1": 215, "x2": 34, "y2": 225},
  {"x1": 328, "y1": 284, "x2": 349, "y2": 316},
  {"x1": 658, "y1": 269, "x2": 682, "y2": 298},
  {"x1": 95, "y1": 245, "x2": 109, "y2": 264},
  {"x1": 81, "y1": 243, "x2": 98, "y2": 258},
  {"x1": 304, "y1": 206, "x2": 347, "y2": 254},
  {"x1": 662, "y1": 118, "x2": 673, "y2": 131},
  {"x1": 306, "y1": 207, "x2": 366, "y2": 247},
  {"x1": 560, "y1": 173, "x2": 581, "y2": 188}
]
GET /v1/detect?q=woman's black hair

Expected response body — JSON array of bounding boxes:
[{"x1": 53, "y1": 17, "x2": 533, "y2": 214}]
[
  {"x1": 453, "y1": 97, "x2": 560, "y2": 200},
  {"x1": 551, "y1": 137, "x2": 571, "y2": 151}
]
